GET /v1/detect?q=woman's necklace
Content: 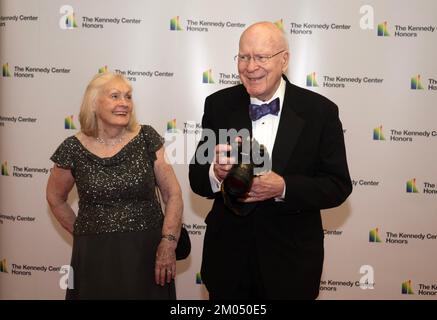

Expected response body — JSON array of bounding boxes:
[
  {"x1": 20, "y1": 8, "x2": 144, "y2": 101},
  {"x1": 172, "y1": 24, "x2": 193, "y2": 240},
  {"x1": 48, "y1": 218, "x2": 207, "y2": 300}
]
[{"x1": 96, "y1": 128, "x2": 126, "y2": 147}]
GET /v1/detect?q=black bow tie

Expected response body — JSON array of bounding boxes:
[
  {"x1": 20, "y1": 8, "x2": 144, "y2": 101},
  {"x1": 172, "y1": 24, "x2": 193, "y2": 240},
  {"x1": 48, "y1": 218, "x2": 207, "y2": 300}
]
[{"x1": 249, "y1": 97, "x2": 280, "y2": 121}]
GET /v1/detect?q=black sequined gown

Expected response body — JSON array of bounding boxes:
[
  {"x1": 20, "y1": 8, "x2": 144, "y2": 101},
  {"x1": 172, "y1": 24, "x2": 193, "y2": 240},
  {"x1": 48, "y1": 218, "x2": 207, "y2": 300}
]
[{"x1": 51, "y1": 125, "x2": 175, "y2": 299}]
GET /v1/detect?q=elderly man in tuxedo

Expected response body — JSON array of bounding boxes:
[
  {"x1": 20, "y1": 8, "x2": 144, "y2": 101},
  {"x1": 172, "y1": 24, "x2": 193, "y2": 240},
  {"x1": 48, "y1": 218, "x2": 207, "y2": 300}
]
[{"x1": 189, "y1": 21, "x2": 352, "y2": 300}]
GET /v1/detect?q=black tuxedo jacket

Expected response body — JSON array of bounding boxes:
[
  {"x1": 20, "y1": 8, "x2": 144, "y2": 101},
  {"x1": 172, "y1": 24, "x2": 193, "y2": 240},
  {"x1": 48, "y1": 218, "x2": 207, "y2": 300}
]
[{"x1": 189, "y1": 76, "x2": 352, "y2": 299}]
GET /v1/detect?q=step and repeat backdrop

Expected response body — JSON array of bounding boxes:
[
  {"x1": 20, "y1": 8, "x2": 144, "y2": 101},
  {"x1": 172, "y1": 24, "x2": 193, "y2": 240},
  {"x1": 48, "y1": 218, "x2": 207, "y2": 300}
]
[{"x1": 1, "y1": 0, "x2": 436, "y2": 299}]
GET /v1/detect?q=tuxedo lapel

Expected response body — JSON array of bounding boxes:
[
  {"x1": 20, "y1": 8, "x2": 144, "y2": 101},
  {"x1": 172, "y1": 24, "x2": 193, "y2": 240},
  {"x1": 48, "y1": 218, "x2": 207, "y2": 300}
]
[
  {"x1": 222, "y1": 82, "x2": 304, "y2": 175},
  {"x1": 271, "y1": 81, "x2": 305, "y2": 174},
  {"x1": 226, "y1": 88, "x2": 252, "y2": 136}
]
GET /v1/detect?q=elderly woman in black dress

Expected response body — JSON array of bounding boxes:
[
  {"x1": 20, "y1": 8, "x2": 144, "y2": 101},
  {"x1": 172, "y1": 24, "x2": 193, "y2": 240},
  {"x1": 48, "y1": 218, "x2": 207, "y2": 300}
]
[{"x1": 46, "y1": 72, "x2": 183, "y2": 299}]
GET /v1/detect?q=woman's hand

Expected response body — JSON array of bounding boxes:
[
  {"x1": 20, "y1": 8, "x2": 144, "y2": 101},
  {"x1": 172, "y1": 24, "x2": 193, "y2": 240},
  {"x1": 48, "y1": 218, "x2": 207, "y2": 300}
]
[{"x1": 154, "y1": 238, "x2": 177, "y2": 286}]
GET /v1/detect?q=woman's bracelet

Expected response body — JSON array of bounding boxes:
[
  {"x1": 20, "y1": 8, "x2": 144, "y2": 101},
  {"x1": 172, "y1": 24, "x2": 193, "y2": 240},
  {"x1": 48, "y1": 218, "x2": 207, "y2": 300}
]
[{"x1": 161, "y1": 234, "x2": 177, "y2": 242}]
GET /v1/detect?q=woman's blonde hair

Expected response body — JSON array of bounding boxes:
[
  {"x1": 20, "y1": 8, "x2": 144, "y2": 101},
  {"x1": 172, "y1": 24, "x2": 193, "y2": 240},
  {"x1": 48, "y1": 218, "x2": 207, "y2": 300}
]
[{"x1": 79, "y1": 72, "x2": 138, "y2": 137}]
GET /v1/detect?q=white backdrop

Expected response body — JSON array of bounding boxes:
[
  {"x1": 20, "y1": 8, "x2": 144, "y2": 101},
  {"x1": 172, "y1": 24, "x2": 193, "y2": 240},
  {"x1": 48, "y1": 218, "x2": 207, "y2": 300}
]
[{"x1": 1, "y1": 0, "x2": 436, "y2": 300}]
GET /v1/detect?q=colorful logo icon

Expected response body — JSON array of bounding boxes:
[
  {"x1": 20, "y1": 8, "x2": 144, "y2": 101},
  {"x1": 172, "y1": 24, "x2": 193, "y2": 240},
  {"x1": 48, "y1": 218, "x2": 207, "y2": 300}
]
[
  {"x1": 274, "y1": 19, "x2": 284, "y2": 30},
  {"x1": 373, "y1": 125, "x2": 385, "y2": 141},
  {"x1": 402, "y1": 280, "x2": 414, "y2": 295},
  {"x1": 369, "y1": 228, "x2": 382, "y2": 243},
  {"x1": 306, "y1": 72, "x2": 318, "y2": 87},
  {"x1": 411, "y1": 75, "x2": 424, "y2": 90},
  {"x1": 59, "y1": 5, "x2": 78, "y2": 29},
  {"x1": 1, "y1": 161, "x2": 9, "y2": 176},
  {"x1": 167, "y1": 119, "x2": 177, "y2": 132},
  {"x1": 377, "y1": 21, "x2": 390, "y2": 36},
  {"x1": 2, "y1": 63, "x2": 11, "y2": 77},
  {"x1": 406, "y1": 178, "x2": 419, "y2": 193},
  {"x1": 0, "y1": 258, "x2": 8, "y2": 273},
  {"x1": 98, "y1": 66, "x2": 109, "y2": 74},
  {"x1": 170, "y1": 16, "x2": 183, "y2": 31},
  {"x1": 64, "y1": 115, "x2": 77, "y2": 130},
  {"x1": 202, "y1": 69, "x2": 214, "y2": 84},
  {"x1": 196, "y1": 272, "x2": 203, "y2": 285}
]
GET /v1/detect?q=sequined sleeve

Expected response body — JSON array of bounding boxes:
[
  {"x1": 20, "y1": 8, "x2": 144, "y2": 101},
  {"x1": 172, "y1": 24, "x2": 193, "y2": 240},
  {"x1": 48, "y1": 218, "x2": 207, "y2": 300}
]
[
  {"x1": 50, "y1": 136, "x2": 77, "y2": 170},
  {"x1": 142, "y1": 125, "x2": 164, "y2": 161}
]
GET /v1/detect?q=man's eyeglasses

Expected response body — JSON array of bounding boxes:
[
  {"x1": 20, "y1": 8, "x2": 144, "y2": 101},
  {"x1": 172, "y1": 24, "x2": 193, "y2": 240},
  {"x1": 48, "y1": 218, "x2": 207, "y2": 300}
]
[{"x1": 234, "y1": 49, "x2": 286, "y2": 65}]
